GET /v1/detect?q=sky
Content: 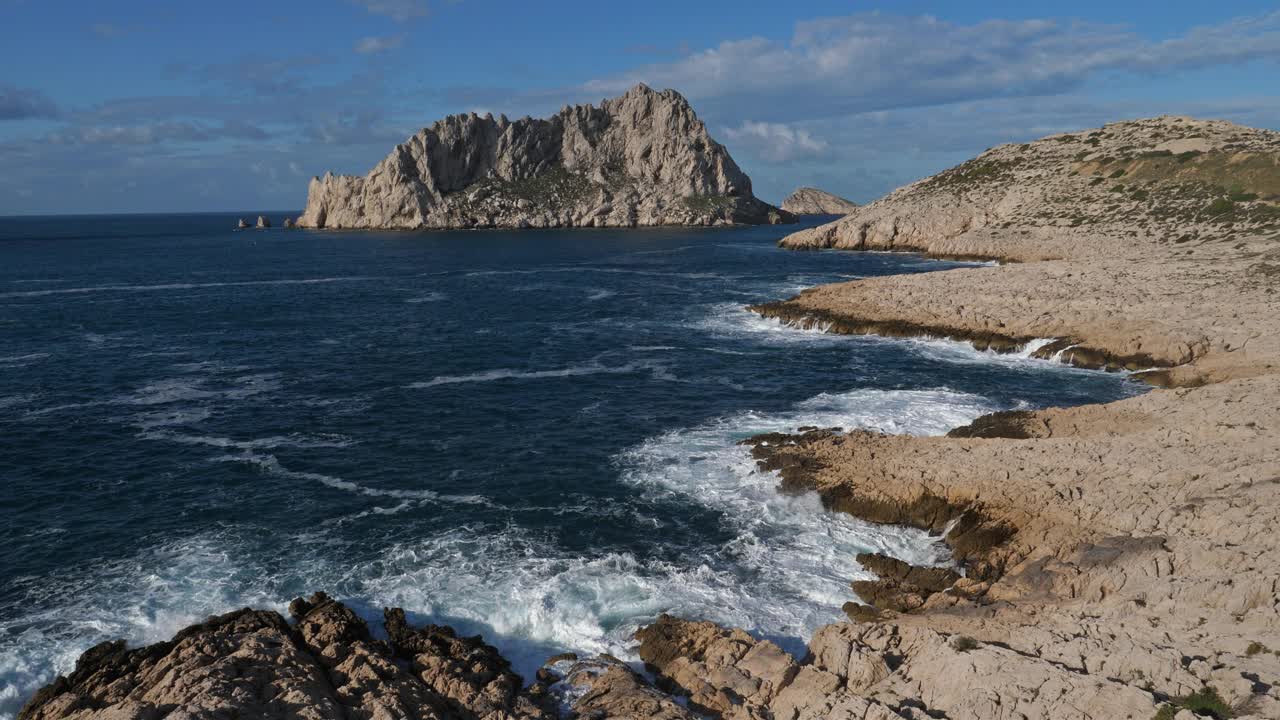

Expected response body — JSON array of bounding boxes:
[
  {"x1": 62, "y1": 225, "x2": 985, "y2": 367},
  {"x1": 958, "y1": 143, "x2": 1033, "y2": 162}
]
[{"x1": 2, "y1": 0, "x2": 1280, "y2": 215}]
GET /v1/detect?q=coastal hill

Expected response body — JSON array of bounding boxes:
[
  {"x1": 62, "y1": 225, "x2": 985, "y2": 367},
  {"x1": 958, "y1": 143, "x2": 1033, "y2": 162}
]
[
  {"x1": 296, "y1": 85, "x2": 793, "y2": 230},
  {"x1": 780, "y1": 186, "x2": 859, "y2": 215}
]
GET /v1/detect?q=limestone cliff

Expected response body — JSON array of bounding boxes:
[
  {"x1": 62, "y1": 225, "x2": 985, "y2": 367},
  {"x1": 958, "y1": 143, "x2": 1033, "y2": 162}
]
[
  {"x1": 296, "y1": 85, "x2": 793, "y2": 230},
  {"x1": 780, "y1": 187, "x2": 859, "y2": 215}
]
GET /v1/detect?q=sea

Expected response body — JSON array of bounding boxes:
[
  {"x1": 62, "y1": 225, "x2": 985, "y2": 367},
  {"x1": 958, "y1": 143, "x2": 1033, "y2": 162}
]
[{"x1": 0, "y1": 213, "x2": 1145, "y2": 717}]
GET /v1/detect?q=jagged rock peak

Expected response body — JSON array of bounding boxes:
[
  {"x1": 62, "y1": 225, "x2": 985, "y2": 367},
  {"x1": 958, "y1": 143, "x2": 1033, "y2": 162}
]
[
  {"x1": 781, "y1": 187, "x2": 860, "y2": 215},
  {"x1": 296, "y1": 84, "x2": 794, "y2": 230}
]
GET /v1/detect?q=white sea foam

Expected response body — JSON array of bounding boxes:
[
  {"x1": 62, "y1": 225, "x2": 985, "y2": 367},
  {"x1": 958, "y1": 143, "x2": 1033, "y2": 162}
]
[
  {"x1": 406, "y1": 292, "x2": 447, "y2": 303},
  {"x1": 217, "y1": 452, "x2": 492, "y2": 506},
  {"x1": 0, "y1": 395, "x2": 34, "y2": 411},
  {"x1": 0, "y1": 536, "x2": 288, "y2": 720},
  {"x1": 119, "y1": 374, "x2": 281, "y2": 406},
  {"x1": 0, "y1": 277, "x2": 376, "y2": 299},
  {"x1": 688, "y1": 303, "x2": 849, "y2": 345},
  {"x1": 143, "y1": 430, "x2": 354, "y2": 450},
  {"x1": 464, "y1": 266, "x2": 724, "y2": 281},
  {"x1": 0, "y1": 353, "x2": 50, "y2": 365},
  {"x1": 886, "y1": 335, "x2": 1112, "y2": 374},
  {"x1": 408, "y1": 360, "x2": 669, "y2": 389},
  {"x1": 692, "y1": 303, "x2": 1132, "y2": 379}
]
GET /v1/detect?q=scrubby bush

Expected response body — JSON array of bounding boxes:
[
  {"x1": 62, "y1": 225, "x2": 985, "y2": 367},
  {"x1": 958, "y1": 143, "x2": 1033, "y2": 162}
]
[
  {"x1": 1152, "y1": 686, "x2": 1233, "y2": 720},
  {"x1": 951, "y1": 636, "x2": 979, "y2": 653},
  {"x1": 1206, "y1": 197, "x2": 1236, "y2": 216}
]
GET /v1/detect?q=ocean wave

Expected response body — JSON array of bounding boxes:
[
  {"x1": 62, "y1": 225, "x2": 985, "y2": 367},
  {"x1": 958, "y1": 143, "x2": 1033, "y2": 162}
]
[{"x1": 688, "y1": 303, "x2": 851, "y2": 345}]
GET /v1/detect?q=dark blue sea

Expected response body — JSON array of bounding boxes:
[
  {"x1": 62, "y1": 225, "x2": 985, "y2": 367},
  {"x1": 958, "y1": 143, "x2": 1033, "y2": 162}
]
[{"x1": 0, "y1": 213, "x2": 1144, "y2": 716}]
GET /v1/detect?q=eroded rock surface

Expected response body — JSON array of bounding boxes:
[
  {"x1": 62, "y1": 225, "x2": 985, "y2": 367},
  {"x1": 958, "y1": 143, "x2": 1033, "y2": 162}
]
[{"x1": 296, "y1": 84, "x2": 793, "y2": 230}]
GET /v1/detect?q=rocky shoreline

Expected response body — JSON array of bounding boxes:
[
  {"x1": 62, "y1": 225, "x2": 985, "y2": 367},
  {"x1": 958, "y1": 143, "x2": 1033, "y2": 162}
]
[
  {"x1": 720, "y1": 115, "x2": 1280, "y2": 718},
  {"x1": 20, "y1": 115, "x2": 1280, "y2": 719}
]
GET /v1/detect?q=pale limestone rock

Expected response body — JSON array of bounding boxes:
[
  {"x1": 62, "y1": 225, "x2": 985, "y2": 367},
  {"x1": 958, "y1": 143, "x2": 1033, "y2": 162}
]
[
  {"x1": 255, "y1": 215, "x2": 270, "y2": 229},
  {"x1": 297, "y1": 84, "x2": 793, "y2": 230},
  {"x1": 780, "y1": 187, "x2": 859, "y2": 215},
  {"x1": 555, "y1": 658, "x2": 699, "y2": 719}
]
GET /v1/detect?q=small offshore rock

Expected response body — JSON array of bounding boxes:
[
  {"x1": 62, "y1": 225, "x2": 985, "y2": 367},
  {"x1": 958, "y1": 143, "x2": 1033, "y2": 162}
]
[
  {"x1": 781, "y1": 187, "x2": 860, "y2": 215},
  {"x1": 236, "y1": 218, "x2": 249, "y2": 229},
  {"x1": 255, "y1": 215, "x2": 271, "y2": 228}
]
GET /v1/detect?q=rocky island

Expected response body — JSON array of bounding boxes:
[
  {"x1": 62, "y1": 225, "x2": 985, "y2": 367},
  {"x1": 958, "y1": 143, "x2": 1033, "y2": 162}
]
[
  {"x1": 296, "y1": 85, "x2": 793, "y2": 230},
  {"x1": 780, "y1": 187, "x2": 859, "y2": 215},
  {"x1": 20, "y1": 116, "x2": 1280, "y2": 719}
]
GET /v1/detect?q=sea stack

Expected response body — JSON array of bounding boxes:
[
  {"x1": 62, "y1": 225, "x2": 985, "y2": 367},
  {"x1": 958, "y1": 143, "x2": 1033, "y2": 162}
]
[
  {"x1": 282, "y1": 217, "x2": 296, "y2": 229},
  {"x1": 255, "y1": 215, "x2": 271, "y2": 229},
  {"x1": 781, "y1": 187, "x2": 860, "y2": 215},
  {"x1": 296, "y1": 84, "x2": 794, "y2": 230},
  {"x1": 236, "y1": 218, "x2": 249, "y2": 229}
]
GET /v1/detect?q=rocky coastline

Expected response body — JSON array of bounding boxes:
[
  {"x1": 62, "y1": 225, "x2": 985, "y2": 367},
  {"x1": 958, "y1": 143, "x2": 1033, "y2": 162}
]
[
  {"x1": 20, "y1": 115, "x2": 1280, "y2": 719},
  {"x1": 295, "y1": 85, "x2": 793, "y2": 231}
]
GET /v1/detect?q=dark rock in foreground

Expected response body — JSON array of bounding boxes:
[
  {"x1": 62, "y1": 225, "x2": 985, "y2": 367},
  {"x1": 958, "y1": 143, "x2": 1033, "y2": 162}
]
[
  {"x1": 297, "y1": 84, "x2": 795, "y2": 230},
  {"x1": 17, "y1": 592, "x2": 695, "y2": 720}
]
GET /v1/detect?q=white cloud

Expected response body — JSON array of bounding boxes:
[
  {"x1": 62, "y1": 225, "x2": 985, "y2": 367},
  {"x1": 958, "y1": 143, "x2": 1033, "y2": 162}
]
[
  {"x1": 355, "y1": 34, "x2": 405, "y2": 54},
  {"x1": 576, "y1": 11, "x2": 1280, "y2": 122},
  {"x1": 724, "y1": 121, "x2": 827, "y2": 163},
  {"x1": 352, "y1": 0, "x2": 428, "y2": 22}
]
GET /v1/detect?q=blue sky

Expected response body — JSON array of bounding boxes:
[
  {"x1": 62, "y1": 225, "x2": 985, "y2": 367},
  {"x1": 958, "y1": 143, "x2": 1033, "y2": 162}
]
[{"x1": 2, "y1": 0, "x2": 1279, "y2": 215}]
